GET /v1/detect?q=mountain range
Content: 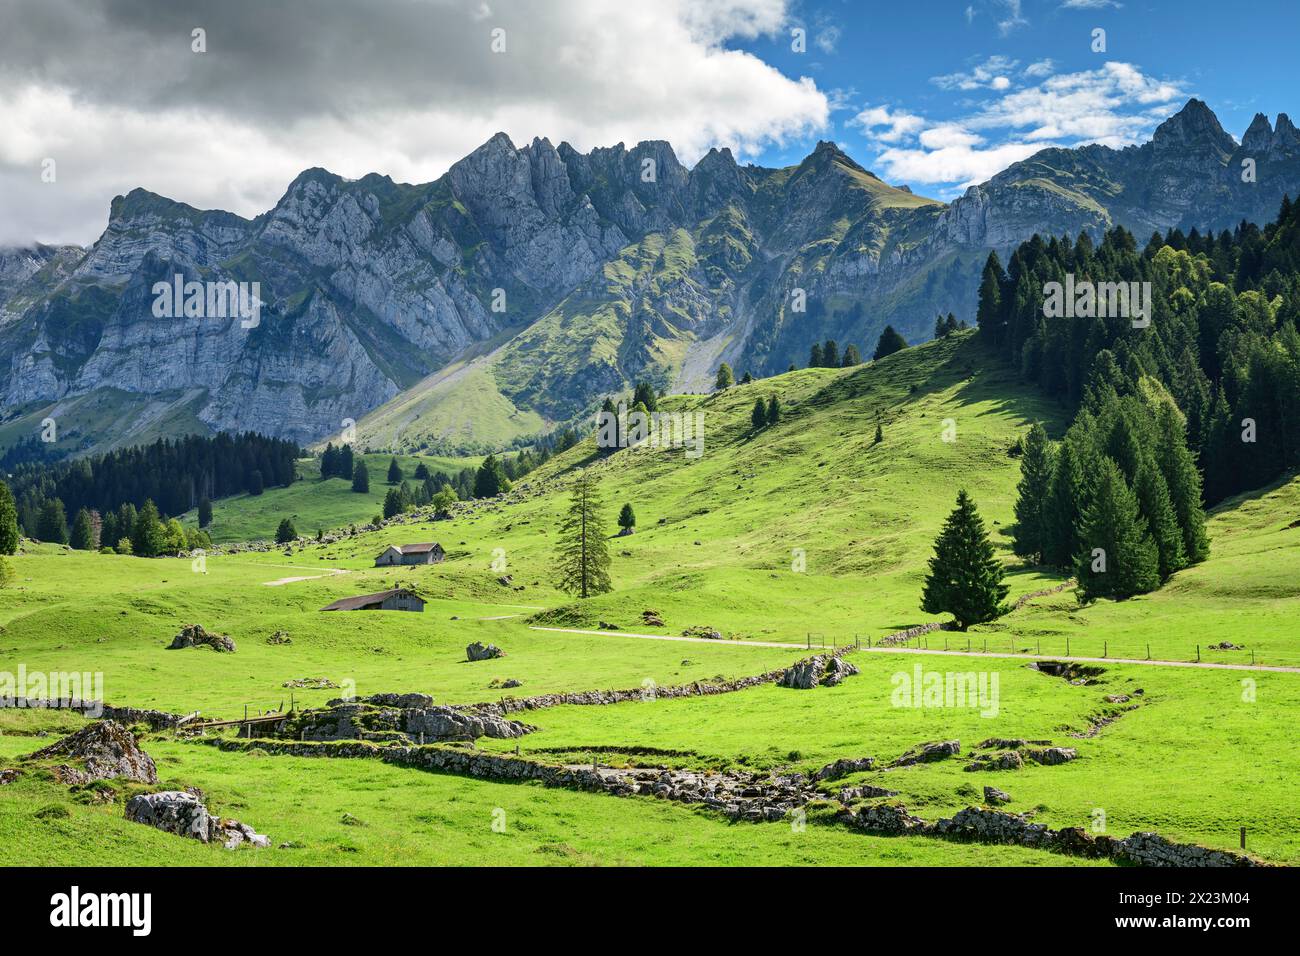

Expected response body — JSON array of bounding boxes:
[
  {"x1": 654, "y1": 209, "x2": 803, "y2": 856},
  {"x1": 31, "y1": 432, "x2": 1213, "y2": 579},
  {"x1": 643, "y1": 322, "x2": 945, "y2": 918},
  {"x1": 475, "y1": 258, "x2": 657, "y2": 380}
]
[{"x1": 2, "y1": 98, "x2": 1298, "y2": 457}]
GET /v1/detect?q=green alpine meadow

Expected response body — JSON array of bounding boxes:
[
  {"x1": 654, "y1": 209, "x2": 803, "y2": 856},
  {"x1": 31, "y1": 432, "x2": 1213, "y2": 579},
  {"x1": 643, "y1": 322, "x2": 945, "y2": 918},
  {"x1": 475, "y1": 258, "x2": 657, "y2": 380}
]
[{"x1": 1, "y1": 4, "x2": 1297, "y2": 926}]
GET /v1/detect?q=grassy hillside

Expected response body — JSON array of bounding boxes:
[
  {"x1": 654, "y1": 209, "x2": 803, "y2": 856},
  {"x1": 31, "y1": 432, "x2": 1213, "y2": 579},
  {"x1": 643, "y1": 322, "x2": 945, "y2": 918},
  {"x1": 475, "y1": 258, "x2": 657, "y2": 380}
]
[{"x1": 4, "y1": 329, "x2": 1297, "y2": 867}]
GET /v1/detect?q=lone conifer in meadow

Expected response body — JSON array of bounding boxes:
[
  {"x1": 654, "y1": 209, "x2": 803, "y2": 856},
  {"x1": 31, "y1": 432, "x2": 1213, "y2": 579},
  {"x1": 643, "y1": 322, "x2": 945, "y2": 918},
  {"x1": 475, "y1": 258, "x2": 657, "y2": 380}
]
[
  {"x1": 618, "y1": 502, "x2": 636, "y2": 533},
  {"x1": 751, "y1": 397, "x2": 767, "y2": 430},
  {"x1": 70, "y1": 508, "x2": 95, "y2": 551},
  {"x1": 920, "y1": 490, "x2": 1008, "y2": 630},
  {"x1": 275, "y1": 518, "x2": 297, "y2": 544},
  {"x1": 873, "y1": 325, "x2": 908, "y2": 361},
  {"x1": 0, "y1": 480, "x2": 19, "y2": 554},
  {"x1": 387, "y1": 457, "x2": 402, "y2": 484},
  {"x1": 197, "y1": 496, "x2": 212, "y2": 528},
  {"x1": 1075, "y1": 459, "x2": 1160, "y2": 602},
  {"x1": 555, "y1": 470, "x2": 612, "y2": 599},
  {"x1": 822, "y1": 340, "x2": 839, "y2": 368},
  {"x1": 874, "y1": 422, "x2": 883, "y2": 444},
  {"x1": 766, "y1": 395, "x2": 780, "y2": 425},
  {"x1": 351, "y1": 460, "x2": 370, "y2": 493},
  {"x1": 1011, "y1": 423, "x2": 1054, "y2": 564},
  {"x1": 715, "y1": 363, "x2": 734, "y2": 390}
]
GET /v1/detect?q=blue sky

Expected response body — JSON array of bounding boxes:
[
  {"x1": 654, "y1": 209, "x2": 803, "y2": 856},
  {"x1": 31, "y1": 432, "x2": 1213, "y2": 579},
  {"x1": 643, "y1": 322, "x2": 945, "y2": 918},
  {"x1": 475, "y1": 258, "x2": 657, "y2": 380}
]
[
  {"x1": 3, "y1": 0, "x2": 1297, "y2": 245},
  {"x1": 731, "y1": 0, "x2": 1299, "y2": 198}
]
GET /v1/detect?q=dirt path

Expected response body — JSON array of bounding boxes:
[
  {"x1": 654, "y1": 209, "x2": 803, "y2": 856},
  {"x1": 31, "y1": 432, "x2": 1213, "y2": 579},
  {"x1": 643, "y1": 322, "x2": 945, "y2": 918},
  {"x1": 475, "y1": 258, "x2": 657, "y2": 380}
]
[
  {"x1": 530, "y1": 625, "x2": 810, "y2": 650},
  {"x1": 262, "y1": 567, "x2": 350, "y2": 587},
  {"x1": 529, "y1": 626, "x2": 1300, "y2": 673}
]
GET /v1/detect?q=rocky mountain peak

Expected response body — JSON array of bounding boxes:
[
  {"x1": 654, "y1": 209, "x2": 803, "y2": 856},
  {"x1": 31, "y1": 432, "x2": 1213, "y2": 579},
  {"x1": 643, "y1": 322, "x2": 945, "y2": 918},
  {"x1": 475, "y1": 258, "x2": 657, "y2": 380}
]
[
  {"x1": 1274, "y1": 113, "x2": 1300, "y2": 152},
  {"x1": 1151, "y1": 98, "x2": 1236, "y2": 156},
  {"x1": 1242, "y1": 113, "x2": 1275, "y2": 152}
]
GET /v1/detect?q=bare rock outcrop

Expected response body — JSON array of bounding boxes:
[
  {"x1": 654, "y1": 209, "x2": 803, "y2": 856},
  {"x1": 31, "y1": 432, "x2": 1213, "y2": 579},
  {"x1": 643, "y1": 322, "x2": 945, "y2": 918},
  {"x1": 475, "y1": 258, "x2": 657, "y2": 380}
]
[
  {"x1": 26, "y1": 720, "x2": 158, "y2": 785},
  {"x1": 466, "y1": 642, "x2": 505, "y2": 661},
  {"x1": 126, "y1": 791, "x2": 270, "y2": 849},
  {"x1": 169, "y1": 624, "x2": 236, "y2": 653},
  {"x1": 778, "y1": 655, "x2": 859, "y2": 689}
]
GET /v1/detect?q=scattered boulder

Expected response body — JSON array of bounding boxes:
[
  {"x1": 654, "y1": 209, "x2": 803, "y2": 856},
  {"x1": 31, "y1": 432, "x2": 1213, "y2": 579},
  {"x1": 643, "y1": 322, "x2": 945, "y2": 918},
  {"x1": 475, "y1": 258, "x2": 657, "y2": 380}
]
[
  {"x1": 125, "y1": 791, "x2": 269, "y2": 849},
  {"x1": 778, "y1": 655, "x2": 859, "y2": 689},
  {"x1": 895, "y1": 740, "x2": 960, "y2": 766},
  {"x1": 598, "y1": 621, "x2": 620, "y2": 630},
  {"x1": 984, "y1": 786, "x2": 1013, "y2": 805},
  {"x1": 169, "y1": 624, "x2": 236, "y2": 653},
  {"x1": 1209, "y1": 642, "x2": 1244, "y2": 650},
  {"x1": 489, "y1": 678, "x2": 523, "y2": 690},
  {"x1": 642, "y1": 610, "x2": 665, "y2": 627},
  {"x1": 838, "y1": 784, "x2": 900, "y2": 802},
  {"x1": 265, "y1": 631, "x2": 292, "y2": 646},
  {"x1": 965, "y1": 750, "x2": 1025, "y2": 772},
  {"x1": 1025, "y1": 747, "x2": 1078, "y2": 766},
  {"x1": 682, "y1": 625, "x2": 723, "y2": 640},
  {"x1": 282, "y1": 677, "x2": 339, "y2": 690},
  {"x1": 0, "y1": 769, "x2": 20, "y2": 785},
  {"x1": 813, "y1": 755, "x2": 876, "y2": 781},
  {"x1": 1104, "y1": 694, "x2": 1131, "y2": 704},
  {"x1": 466, "y1": 642, "x2": 505, "y2": 662},
  {"x1": 26, "y1": 721, "x2": 158, "y2": 785}
]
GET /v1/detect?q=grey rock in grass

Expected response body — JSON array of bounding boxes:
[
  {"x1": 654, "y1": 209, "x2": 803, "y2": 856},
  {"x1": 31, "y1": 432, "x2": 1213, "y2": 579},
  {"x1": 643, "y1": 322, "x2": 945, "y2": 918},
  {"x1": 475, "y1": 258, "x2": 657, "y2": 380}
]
[
  {"x1": 126, "y1": 791, "x2": 270, "y2": 849},
  {"x1": 26, "y1": 720, "x2": 158, "y2": 785},
  {"x1": 168, "y1": 623, "x2": 236, "y2": 653},
  {"x1": 466, "y1": 642, "x2": 505, "y2": 661}
]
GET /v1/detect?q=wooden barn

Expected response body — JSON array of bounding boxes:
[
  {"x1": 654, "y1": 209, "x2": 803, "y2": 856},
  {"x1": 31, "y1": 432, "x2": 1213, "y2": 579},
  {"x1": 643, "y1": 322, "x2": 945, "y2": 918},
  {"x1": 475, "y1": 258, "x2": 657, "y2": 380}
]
[
  {"x1": 374, "y1": 542, "x2": 446, "y2": 567},
  {"x1": 320, "y1": 587, "x2": 425, "y2": 613}
]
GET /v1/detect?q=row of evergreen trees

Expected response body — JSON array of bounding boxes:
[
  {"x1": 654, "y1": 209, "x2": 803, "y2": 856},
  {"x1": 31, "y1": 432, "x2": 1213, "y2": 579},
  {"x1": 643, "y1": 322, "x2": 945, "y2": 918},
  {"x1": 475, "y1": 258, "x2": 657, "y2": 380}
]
[
  {"x1": 0, "y1": 480, "x2": 210, "y2": 557},
  {"x1": 7, "y1": 432, "x2": 297, "y2": 538}
]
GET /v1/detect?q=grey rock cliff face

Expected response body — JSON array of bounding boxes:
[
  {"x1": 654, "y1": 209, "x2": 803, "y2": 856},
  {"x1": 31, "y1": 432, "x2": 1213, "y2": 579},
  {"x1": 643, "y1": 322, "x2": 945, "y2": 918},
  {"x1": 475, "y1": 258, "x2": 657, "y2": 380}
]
[{"x1": 3, "y1": 100, "x2": 1298, "y2": 451}]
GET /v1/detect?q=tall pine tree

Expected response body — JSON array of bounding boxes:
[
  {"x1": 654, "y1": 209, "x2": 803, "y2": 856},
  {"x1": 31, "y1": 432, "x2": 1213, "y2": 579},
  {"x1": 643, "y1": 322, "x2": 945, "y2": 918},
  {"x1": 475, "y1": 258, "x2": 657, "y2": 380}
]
[
  {"x1": 555, "y1": 470, "x2": 613, "y2": 599},
  {"x1": 920, "y1": 490, "x2": 1009, "y2": 630},
  {"x1": 1011, "y1": 423, "x2": 1055, "y2": 564},
  {"x1": 1075, "y1": 460, "x2": 1160, "y2": 601}
]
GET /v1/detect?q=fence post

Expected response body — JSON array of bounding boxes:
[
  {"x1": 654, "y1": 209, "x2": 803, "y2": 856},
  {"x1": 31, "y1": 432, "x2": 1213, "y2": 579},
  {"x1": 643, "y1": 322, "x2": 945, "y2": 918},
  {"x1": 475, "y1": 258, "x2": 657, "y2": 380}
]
[
  {"x1": 1104, "y1": 641, "x2": 1107, "y2": 659},
  {"x1": 1241, "y1": 827, "x2": 1247, "y2": 850},
  {"x1": 1146, "y1": 643, "x2": 1150, "y2": 660},
  {"x1": 1196, "y1": 644, "x2": 1201, "y2": 662}
]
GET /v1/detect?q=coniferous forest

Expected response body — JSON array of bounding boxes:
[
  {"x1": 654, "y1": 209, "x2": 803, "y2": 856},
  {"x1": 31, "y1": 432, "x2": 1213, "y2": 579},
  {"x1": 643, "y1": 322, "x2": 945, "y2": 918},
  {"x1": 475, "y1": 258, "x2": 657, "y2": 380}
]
[
  {"x1": 4, "y1": 432, "x2": 300, "y2": 534},
  {"x1": 999, "y1": 196, "x2": 1300, "y2": 598}
]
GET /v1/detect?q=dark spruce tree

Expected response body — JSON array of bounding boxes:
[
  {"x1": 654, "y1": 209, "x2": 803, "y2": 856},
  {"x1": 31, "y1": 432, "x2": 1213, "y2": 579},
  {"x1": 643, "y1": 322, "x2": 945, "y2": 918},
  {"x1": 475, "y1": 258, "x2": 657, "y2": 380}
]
[
  {"x1": 873, "y1": 326, "x2": 908, "y2": 361},
  {"x1": 809, "y1": 343, "x2": 824, "y2": 368},
  {"x1": 351, "y1": 460, "x2": 370, "y2": 493},
  {"x1": 842, "y1": 344, "x2": 862, "y2": 366},
  {"x1": 633, "y1": 381, "x2": 658, "y2": 413},
  {"x1": 382, "y1": 488, "x2": 403, "y2": 519},
  {"x1": 715, "y1": 363, "x2": 734, "y2": 390},
  {"x1": 275, "y1": 518, "x2": 297, "y2": 544},
  {"x1": 37, "y1": 498, "x2": 68, "y2": 544},
  {"x1": 1011, "y1": 423, "x2": 1055, "y2": 564},
  {"x1": 0, "y1": 480, "x2": 19, "y2": 554},
  {"x1": 474, "y1": 454, "x2": 508, "y2": 499},
  {"x1": 1075, "y1": 459, "x2": 1160, "y2": 602},
  {"x1": 766, "y1": 395, "x2": 781, "y2": 425},
  {"x1": 69, "y1": 508, "x2": 95, "y2": 551},
  {"x1": 197, "y1": 496, "x2": 212, "y2": 528},
  {"x1": 386, "y1": 457, "x2": 402, "y2": 484},
  {"x1": 618, "y1": 502, "x2": 636, "y2": 533},
  {"x1": 751, "y1": 397, "x2": 768, "y2": 430},
  {"x1": 822, "y1": 340, "x2": 839, "y2": 368},
  {"x1": 920, "y1": 490, "x2": 1008, "y2": 631}
]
